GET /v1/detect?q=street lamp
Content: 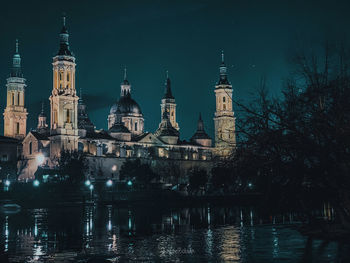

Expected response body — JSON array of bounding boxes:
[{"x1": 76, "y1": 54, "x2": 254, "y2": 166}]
[
  {"x1": 33, "y1": 180, "x2": 40, "y2": 187},
  {"x1": 85, "y1": 180, "x2": 91, "y2": 186},
  {"x1": 127, "y1": 180, "x2": 133, "y2": 187},
  {"x1": 4, "y1": 180, "x2": 10, "y2": 187},
  {"x1": 106, "y1": 179, "x2": 113, "y2": 187}
]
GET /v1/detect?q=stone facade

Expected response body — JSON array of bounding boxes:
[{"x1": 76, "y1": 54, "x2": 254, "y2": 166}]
[
  {"x1": 3, "y1": 40, "x2": 28, "y2": 140},
  {"x1": 14, "y1": 17, "x2": 236, "y2": 181}
]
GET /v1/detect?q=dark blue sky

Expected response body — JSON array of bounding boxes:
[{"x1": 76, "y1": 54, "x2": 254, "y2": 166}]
[{"x1": 0, "y1": 0, "x2": 349, "y2": 139}]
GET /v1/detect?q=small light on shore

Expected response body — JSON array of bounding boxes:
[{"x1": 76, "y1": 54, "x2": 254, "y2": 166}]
[
  {"x1": 89, "y1": 184, "x2": 94, "y2": 190},
  {"x1": 106, "y1": 179, "x2": 113, "y2": 187},
  {"x1": 33, "y1": 180, "x2": 40, "y2": 187},
  {"x1": 4, "y1": 180, "x2": 10, "y2": 186},
  {"x1": 127, "y1": 180, "x2": 132, "y2": 186},
  {"x1": 85, "y1": 180, "x2": 91, "y2": 186}
]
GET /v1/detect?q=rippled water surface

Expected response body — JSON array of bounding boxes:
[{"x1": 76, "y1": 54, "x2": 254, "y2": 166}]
[{"x1": 0, "y1": 205, "x2": 349, "y2": 262}]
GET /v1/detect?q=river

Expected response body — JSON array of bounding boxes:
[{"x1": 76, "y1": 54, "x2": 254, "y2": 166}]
[{"x1": 0, "y1": 204, "x2": 349, "y2": 262}]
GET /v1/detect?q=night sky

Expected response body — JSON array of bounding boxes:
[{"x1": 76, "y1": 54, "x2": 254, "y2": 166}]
[{"x1": 0, "y1": 0, "x2": 349, "y2": 139}]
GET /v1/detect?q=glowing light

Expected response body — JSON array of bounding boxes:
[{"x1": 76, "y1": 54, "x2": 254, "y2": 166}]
[
  {"x1": 89, "y1": 185, "x2": 94, "y2": 190},
  {"x1": 112, "y1": 165, "x2": 117, "y2": 171},
  {"x1": 127, "y1": 180, "x2": 132, "y2": 186},
  {"x1": 248, "y1": 183, "x2": 253, "y2": 188},
  {"x1": 36, "y1": 154, "x2": 45, "y2": 166},
  {"x1": 85, "y1": 180, "x2": 91, "y2": 186},
  {"x1": 33, "y1": 180, "x2": 40, "y2": 187},
  {"x1": 106, "y1": 179, "x2": 113, "y2": 187},
  {"x1": 4, "y1": 180, "x2": 10, "y2": 187}
]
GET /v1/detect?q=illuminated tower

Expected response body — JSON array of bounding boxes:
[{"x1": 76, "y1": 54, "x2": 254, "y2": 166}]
[
  {"x1": 3, "y1": 39, "x2": 28, "y2": 140},
  {"x1": 49, "y1": 15, "x2": 79, "y2": 158},
  {"x1": 213, "y1": 51, "x2": 236, "y2": 156},
  {"x1": 160, "y1": 71, "x2": 179, "y2": 130}
]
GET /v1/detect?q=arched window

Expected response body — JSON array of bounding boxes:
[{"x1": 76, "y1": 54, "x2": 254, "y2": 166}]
[
  {"x1": 66, "y1": 109, "x2": 71, "y2": 123},
  {"x1": 134, "y1": 122, "x2": 138, "y2": 131},
  {"x1": 67, "y1": 73, "x2": 70, "y2": 81},
  {"x1": 12, "y1": 93, "x2": 14, "y2": 105},
  {"x1": 223, "y1": 96, "x2": 226, "y2": 103},
  {"x1": 16, "y1": 123, "x2": 20, "y2": 134},
  {"x1": 29, "y1": 141, "x2": 32, "y2": 155},
  {"x1": 18, "y1": 93, "x2": 20, "y2": 105}
]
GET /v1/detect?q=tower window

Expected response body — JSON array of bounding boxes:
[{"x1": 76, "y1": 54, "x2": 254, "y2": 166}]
[
  {"x1": 67, "y1": 73, "x2": 70, "y2": 81},
  {"x1": 223, "y1": 97, "x2": 226, "y2": 103},
  {"x1": 12, "y1": 93, "x2": 15, "y2": 105},
  {"x1": 16, "y1": 122, "x2": 20, "y2": 134},
  {"x1": 18, "y1": 93, "x2": 20, "y2": 105},
  {"x1": 66, "y1": 109, "x2": 71, "y2": 123},
  {"x1": 135, "y1": 122, "x2": 138, "y2": 131},
  {"x1": 59, "y1": 72, "x2": 62, "y2": 80},
  {"x1": 29, "y1": 142, "x2": 32, "y2": 155}
]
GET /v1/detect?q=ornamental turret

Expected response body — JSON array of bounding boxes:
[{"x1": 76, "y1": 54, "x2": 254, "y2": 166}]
[
  {"x1": 160, "y1": 71, "x2": 179, "y2": 130},
  {"x1": 213, "y1": 51, "x2": 236, "y2": 156},
  {"x1": 3, "y1": 39, "x2": 28, "y2": 139}
]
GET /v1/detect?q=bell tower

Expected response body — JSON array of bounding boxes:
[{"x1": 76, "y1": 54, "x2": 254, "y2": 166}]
[
  {"x1": 3, "y1": 39, "x2": 28, "y2": 140},
  {"x1": 49, "y1": 15, "x2": 79, "y2": 158},
  {"x1": 214, "y1": 51, "x2": 236, "y2": 156},
  {"x1": 160, "y1": 71, "x2": 179, "y2": 130}
]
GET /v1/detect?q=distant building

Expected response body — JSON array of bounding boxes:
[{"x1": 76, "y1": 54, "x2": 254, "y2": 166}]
[{"x1": 11, "y1": 15, "x2": 236, "y2": 181}]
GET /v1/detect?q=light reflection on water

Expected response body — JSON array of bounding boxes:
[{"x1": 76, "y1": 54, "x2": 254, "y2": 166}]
[{"x1": 0, "y1": 205, "x2": 349, "y2": 262}]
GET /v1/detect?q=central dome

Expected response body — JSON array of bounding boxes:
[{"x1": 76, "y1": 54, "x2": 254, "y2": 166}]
[{"x1": 110, "y1": 95, "x2": 142, "y2": 115}]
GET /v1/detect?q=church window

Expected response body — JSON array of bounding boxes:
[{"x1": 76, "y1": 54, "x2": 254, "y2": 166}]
[
  {"x1": 16, "y1": 123, "x2": 20, "y2": 134},
  {"x1": 18, "y1": 93, "x2": 20, "y2": 105},
  {"x1": 66, "y1": 109, "x2": 71, "y2": 123},
  {"x1": 59, "y1": 72, "x2": 62, "y2": 80},
  {"x1": 29, "y1": 142, "x2": 32, "y2": 155},
  {"x1": 12, "y1": 93, "x2": 14, "y2": 105},
  {"x1": 135, "y1": 122, "x2": 138, "y2": 131},
  {"x1": 223, "y1": 97, "x2": 226, "y2": 102},
  {"x1": 67, "y1": 73, "x2": 70, "y2": 81}
]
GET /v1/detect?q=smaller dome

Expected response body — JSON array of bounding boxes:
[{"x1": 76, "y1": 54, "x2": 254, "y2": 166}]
[
  {"x1": 109, "y1": 123, "x2": 130, "y2": 133},
  {"x1": 110, "y1": 103, "x2": 118, "y2": 114}
]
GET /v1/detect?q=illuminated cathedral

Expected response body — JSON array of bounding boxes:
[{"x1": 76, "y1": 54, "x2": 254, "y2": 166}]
[{"x1": 2, "y1": 17, "x2": 236, "y2": 180}]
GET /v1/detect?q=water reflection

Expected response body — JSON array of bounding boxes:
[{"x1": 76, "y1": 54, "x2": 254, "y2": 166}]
[{"x1": 0, "y1": 205, "x2": 349, "y2": 262}]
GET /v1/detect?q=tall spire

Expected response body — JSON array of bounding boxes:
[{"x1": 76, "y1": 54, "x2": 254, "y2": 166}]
[
  {"x1": 11, "y1": 39, "x2": 22, "y2": 77},
  {"x1": 122, "y1": 67, "x2": 129, "y2": 85},
  {"x1": 39, "y1": 101, "x2": 46, "y2": 117},
  {"x1": 217, "y1": 50, "x2": 230, "y2": 85},
  {"x1": 197, "y1": 112, "x2": 204, "y2": 131},
  {"x1": 57, "y1": 13, "x2": 72, "y2": 56},
  {"x1": 163, "y1": 70, "x2": 174, "y2": 99}
]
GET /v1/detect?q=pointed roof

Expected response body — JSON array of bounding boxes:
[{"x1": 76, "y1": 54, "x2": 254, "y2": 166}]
[
  {"x1": 122, "y1": 67, "x2": 130, "y2": 85},
  {"x1": 57, "y1": 13, "x2": 73, "y2": 56},
  {"x1": 217, "y1": 51, "x2": 230, "y2": 85},
  {"x1": 39, "y1": 102, "x2": 46, "y2": 117},
  {"x1": 11, "y1": 39, "x2": 22, "y2": 77},
  {"x1": 191, "y1": 113, "x2": 211, "y2": 141},
  {"x1": 155, "y1": 111, "x2": 179, "y2": 137},
  {"x1": 163, "y1": 71, "x2": 174, "y2": 99}
]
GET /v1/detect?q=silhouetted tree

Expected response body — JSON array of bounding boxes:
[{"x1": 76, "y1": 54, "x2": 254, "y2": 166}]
[
  {"x1": 119, "y1": 159, "x2": 157, "y2": 187},
  {"x1": 58, "y1": 150, "x2": 87, "y2": 185},
  {"x1": 188, "y1": 168, "x2": 208, "y2": 195}
]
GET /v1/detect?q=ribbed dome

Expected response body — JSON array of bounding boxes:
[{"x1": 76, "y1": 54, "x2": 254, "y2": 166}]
[
  {"x1": 110, "y1": 103, "x2": 118, "y2": 114},
  {"x1": 117, "y1": 95, "x2": 142, "y2": 115}
]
